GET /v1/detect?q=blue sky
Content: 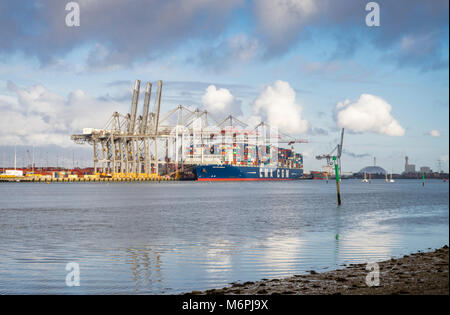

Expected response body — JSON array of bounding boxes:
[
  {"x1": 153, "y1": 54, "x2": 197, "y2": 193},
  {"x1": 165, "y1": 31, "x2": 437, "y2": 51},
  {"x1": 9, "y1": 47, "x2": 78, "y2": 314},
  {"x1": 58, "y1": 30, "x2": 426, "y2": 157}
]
[{"x1": 0, "y1": 0, "x2": 448, "y2": 173}]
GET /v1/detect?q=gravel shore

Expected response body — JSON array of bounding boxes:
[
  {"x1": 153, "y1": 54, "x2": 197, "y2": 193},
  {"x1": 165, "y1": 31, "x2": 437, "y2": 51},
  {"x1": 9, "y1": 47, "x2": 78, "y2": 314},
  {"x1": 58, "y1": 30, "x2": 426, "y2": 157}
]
[{"x1": 187, "y1": 245, "x2": 449, "y2": 295}]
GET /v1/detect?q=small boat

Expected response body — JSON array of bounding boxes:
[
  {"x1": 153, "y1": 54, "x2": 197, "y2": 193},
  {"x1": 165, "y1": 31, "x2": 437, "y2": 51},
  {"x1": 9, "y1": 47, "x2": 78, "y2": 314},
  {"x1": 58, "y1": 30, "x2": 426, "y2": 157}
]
[
  {"x1": 389, "y1": 170, "x2": 395, "y2": 183},
  {"x1": 362, "y1": 172, "x2": 368, "y2": 183}
]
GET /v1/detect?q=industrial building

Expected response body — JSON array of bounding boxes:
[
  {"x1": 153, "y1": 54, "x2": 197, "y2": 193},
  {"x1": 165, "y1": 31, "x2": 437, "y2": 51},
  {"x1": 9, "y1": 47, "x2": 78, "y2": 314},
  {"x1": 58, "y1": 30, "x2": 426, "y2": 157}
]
[
  {"x1": 419, "y1": 166, "x2": 432, "y2": 174},
  {"x1": 404, "y1": 156, "x2": 432, "y2": 175},
  {"x1": 404, "y1": 156, "x2": 416, "y2": 174},
  {"x1": 356, "y1": 157, "x2": 387, "y2": 176},
  {"x1": 358, "y1": 166, "x2": 387, "y2": 176}
]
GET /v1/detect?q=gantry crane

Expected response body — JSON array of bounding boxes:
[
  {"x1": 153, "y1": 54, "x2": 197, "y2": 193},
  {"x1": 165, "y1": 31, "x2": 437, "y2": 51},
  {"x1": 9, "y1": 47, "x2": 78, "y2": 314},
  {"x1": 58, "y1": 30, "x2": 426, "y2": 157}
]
[
  {"x1": 71, "y1": 79, "x2": 311, "y2": 176},
  {"x1": 315, "y1": 128, "x2": 344, "y2": 175},
  {"x1": 315, "y1": 128, "x2": 345, "y2": 205}
]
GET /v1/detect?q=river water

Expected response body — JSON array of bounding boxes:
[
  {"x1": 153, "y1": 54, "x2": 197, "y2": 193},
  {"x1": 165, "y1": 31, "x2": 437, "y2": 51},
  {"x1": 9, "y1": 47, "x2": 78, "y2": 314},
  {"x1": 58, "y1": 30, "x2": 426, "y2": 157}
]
[{"x1": 0, "y1": 179, "x2": 448, "y2": 294}]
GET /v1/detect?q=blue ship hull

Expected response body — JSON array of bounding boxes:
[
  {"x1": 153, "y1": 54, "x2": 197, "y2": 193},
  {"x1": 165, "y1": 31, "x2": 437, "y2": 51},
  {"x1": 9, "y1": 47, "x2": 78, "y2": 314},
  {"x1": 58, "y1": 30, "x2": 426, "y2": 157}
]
[{"x1": 196, "y1": 164, "x2": 303, "y2": 181}]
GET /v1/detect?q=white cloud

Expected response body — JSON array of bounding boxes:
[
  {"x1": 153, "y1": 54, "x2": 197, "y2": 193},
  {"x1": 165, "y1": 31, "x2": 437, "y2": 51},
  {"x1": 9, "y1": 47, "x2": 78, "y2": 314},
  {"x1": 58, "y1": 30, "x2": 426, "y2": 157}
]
[
  {"x1": 200, "y1": 81, "x2": 309, "y2": 134},
  {"x1": 0, "y1": 82, "x2": 126, "y2": 147},
  {"x1": 201, "y1": 85, "x2": 242, "y2": 118},
  {"x1": 429, "y1": 129, "x2": 441, "y2": 137},
  {"x1": 335, "y1": 94, "x2": 405, "y2": 136},
  {"x1": 251, "y1": 80, "x2": 309, "y2": 134},
  {"x1": 255, "y1": 0, "x2": 317, "y2": 42}
]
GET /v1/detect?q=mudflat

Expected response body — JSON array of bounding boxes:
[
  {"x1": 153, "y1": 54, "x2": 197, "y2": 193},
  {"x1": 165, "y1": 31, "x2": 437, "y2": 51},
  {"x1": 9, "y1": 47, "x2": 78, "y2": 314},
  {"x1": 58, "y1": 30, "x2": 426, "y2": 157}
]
[{"x1": 188, "y1": 246, "x2": 449, "y2": 295}]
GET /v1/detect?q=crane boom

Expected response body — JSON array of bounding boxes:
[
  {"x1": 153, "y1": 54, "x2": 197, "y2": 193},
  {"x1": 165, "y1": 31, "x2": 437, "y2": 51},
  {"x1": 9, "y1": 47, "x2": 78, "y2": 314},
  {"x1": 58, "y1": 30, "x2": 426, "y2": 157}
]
[
  {"x1": 337, "y1": 128, "x2": 344, "y2": 158},
  {"x1": 286, "y1": 139, "x2": 309, "y2": 145},
  {"x1": 315, "y1": 128, "x2": 345, "y2": 169}
]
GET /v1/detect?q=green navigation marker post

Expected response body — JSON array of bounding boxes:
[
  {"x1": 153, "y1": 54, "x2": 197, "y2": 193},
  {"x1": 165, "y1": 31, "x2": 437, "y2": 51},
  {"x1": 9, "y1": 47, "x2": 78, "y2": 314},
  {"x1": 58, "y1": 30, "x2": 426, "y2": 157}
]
[
  {"x1": 422, "y1": 172, "x2": 425, "y2": 187},
  {"x1": 333, "y1": 156, "x2": 341, "y2": 206}
]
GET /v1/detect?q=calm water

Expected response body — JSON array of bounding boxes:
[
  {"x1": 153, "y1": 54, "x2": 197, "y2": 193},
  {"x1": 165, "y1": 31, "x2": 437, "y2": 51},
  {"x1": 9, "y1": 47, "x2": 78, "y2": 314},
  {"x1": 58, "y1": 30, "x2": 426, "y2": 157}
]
[{"x1": 0, "y1": 179, "x2": 448, "y2": 294}]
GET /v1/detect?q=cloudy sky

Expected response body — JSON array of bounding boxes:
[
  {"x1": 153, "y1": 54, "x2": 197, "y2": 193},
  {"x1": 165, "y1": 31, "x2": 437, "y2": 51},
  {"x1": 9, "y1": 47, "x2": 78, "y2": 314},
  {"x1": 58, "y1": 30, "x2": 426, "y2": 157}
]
[{"x1": 0, "y1": 0, "x2": 448, "y2": 172}]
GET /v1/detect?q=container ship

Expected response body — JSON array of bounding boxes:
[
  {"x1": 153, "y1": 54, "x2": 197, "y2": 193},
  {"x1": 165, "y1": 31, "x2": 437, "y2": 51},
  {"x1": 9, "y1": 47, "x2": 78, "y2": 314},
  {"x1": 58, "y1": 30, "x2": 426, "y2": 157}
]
[
  {"x1": 195, "y1": 147, "x2": 303, "y2": 181},
  {"x1": 310, "y1": 171, "x2": 329, "y2": 180}
]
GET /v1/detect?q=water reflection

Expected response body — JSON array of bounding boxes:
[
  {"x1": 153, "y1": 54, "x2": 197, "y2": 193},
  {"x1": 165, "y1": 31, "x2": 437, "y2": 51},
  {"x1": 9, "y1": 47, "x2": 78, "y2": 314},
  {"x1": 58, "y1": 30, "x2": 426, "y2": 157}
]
[
  {"x1": 261, "y1": 235, "x2": 303, "y2": 272},
  {"x1": 205, "y1": 240, "x2": 233, "y2": 274},
  {"x1": 0, "y1": 179, "x2": 447, "y2": 294},
  {"x1": 333, "y1": 213, "x2": 341, "y2": 269},
  {"x1": 123, "y1": 247, "x2": 163, "y2": 293}
]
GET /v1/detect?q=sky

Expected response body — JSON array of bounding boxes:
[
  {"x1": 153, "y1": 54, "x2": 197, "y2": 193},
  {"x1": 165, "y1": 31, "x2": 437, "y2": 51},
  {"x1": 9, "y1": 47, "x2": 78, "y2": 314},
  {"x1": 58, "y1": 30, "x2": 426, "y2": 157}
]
[{"x1": 0, "y1": 0, "x2": 448, "y2": 173}]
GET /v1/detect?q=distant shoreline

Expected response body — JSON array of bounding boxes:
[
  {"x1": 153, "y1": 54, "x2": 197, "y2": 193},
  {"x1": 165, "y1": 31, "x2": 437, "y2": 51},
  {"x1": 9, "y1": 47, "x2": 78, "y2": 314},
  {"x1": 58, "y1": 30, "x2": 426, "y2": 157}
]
[
  {"x1": 0, "y1": 177, "x2": 448, "y2": 183},
  {"x1": 187, "y1": 246, "x2": 449, "y2": 295}
]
